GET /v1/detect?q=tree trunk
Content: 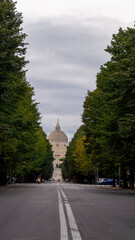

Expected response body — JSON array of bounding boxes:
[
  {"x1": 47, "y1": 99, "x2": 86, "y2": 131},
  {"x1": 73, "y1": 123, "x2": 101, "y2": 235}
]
[
  {"x1": 129, "y1": 169, "x2": 134, "y2": 190},
  {"x1": 112, "y1": 177, "x2": 116, "y2": 187},
  {"x1": 122, "y1": 169, "x2": 128, "y2": 189},
  {"x1": 0, "y1": 155, "x2": 7, "y2": 185}
]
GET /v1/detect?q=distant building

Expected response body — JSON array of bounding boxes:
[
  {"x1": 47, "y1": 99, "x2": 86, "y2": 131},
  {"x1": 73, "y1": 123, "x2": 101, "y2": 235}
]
[{"x1": 48, "y1": 120, "x2": 68, "y2": 181}]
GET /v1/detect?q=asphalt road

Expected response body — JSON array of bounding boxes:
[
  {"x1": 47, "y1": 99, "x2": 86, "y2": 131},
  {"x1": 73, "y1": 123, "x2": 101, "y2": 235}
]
[{"x1": 0, "y1": 183, "x2": 135, "y2": 240}]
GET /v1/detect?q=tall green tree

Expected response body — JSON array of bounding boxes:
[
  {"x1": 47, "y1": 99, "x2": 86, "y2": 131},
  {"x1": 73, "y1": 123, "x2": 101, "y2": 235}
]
[
  {"x1": 73, "y1": 136, "x2": 94, "y2": 177},
  {"x1": 82, "y1": 88, "x2": 119, "y2": 183},
  {"x1": 83, "y1": 25, "x2": 135, "y2": 188},
  {"x1": 98, "y1": 27, "x2": 135, "y2": 188},
  {"x1": 0, "y1": 0, "x2": 29, "y2": 184},
  {"x1": 0, "y1": 0, "x2": 42, "y2": 184},
  {"x1": 62, "y1": 125, "x2": 85, "y2": 179},
  {"x1": 30, "y1": 127, "x2": 54, "y2": 180},
  {"x1": 62, "y1": 125, "x2": 94, "y2": 182}
]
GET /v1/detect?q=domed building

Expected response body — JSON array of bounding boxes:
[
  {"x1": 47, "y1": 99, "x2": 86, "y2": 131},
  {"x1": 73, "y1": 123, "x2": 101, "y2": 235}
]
[{"x1": 48, "y1": 120, "x2": 68, "y2": 181}]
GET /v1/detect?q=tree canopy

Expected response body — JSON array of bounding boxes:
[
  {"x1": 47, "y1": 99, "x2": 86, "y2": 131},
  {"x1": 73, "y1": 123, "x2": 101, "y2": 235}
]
[
  {"x1": 62, "y1": 125, "x2": 94, "y2": 182},
  {"x1": 0, "y1": 0, "x2": 53, "y2": 185},
  {"x1": 62, "y1": 24, "x2": 135, "y2": 188},
  {"x1": 82, "y1": 25, "x2": 135, "y2": 188}
]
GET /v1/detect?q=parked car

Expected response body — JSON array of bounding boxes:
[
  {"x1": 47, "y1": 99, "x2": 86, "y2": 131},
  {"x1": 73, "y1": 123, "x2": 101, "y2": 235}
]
[
  {"x1": 99, "y1": 178, "x2": 109, "y2": 184},
  {"x1": 98, "y1": 178, "x2": 118, "y2": 185}
]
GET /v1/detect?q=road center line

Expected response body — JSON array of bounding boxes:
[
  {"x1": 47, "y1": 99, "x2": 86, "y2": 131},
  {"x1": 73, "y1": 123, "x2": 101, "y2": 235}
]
[
  {"x1": 57, "y1": 187, "x2": 68, "y2": 240},
  {"x1": 60, "y1": 188, "x2": 82, "y2": 240}
]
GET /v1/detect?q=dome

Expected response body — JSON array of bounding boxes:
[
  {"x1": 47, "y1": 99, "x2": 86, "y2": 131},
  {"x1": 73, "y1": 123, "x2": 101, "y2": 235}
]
[
  {"x1": 48, "y1": 131, "x2": 68, "y2": 142},
  {"x1": 48, "y1": 120, "x2": 68, "y2": 143}
]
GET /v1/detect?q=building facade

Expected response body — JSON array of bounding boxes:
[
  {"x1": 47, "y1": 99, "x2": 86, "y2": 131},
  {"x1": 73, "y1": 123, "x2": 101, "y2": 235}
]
[{"x1": 48, "y1": 120, "x2": 68, "y2": 181}]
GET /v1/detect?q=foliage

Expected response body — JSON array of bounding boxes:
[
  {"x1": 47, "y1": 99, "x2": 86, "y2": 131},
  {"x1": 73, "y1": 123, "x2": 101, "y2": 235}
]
[
  {"x1": 62, "y1": 125, "x2": 94, "y2": 182},
  {"x1": 32, "y1": 127, "x2": 54, "y2": 180},
  {"x1": 82, "y1": 25, "x2": 135, "y2": 188},
  {"x1": 62, "y1": 125, "x2": 85, "y2": 179},
  {"x1": 0, "y1": 0, "x2": 53, "y2": 184},
  {"x1": 73, "y1": 136, "x2": 94, "y2": 176}
]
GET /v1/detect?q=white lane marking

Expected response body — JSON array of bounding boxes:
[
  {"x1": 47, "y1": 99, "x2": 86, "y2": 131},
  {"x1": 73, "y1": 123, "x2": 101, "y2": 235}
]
[
  {"x1": 60, "y1": 189, "x2": 82, "y2": 240},
  {"x1": 57, "y1": 187, "x2": 68, "y2": 240}
]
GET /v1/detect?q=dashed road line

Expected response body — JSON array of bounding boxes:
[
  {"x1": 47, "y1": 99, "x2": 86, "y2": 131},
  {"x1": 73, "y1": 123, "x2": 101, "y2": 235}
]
[
  {"x1": 57, "y1": 186, "x2": 68, "y2": 240},
  {"x1": 60, "y1": 188, "x2": 82, "y2": 240}
]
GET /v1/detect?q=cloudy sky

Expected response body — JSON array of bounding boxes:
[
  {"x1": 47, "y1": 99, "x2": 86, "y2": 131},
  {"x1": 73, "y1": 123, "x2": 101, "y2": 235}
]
[{"x1": 16, "y1": 0, "x2": 135, "y2": 141}]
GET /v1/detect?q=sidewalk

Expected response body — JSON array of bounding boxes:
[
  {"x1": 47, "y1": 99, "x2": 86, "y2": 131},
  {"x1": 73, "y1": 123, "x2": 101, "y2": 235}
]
[{"x1": 97, "y1": 184, "x2": 135, "y2": 192}]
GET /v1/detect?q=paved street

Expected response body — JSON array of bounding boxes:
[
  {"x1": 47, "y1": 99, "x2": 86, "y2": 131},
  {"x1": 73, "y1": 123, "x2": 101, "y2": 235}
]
[{"x1": 0, "y1": 183, "x2": 135, "y2": 240}]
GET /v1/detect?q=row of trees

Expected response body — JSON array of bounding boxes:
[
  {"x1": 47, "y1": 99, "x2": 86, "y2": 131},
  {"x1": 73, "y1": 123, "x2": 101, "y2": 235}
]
[
  {"x1": 62, "y1": 25, "x2": 135, "y2": 188},
  {"x1": 0, "y1": 0, "x2": 53, "y2": 185},
  {"x1": 62, "y1": 126, "x2": 95, "y2": 183}
]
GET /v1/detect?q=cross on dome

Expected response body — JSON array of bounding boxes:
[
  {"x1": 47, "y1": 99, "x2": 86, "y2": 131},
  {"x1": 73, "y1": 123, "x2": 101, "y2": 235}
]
[{"x1": 55, "y1": 119, "x2": 60, "y2": 131}]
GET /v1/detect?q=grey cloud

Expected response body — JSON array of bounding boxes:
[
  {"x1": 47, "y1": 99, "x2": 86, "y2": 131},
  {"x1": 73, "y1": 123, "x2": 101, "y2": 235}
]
[
  {"x1": 23, "y1": 14, "x2": 123, "y2": 139},
  {"x1": 40, "y1": 101, "x2": 83, "y2": 116},
  {"x1": 25, "y1": 16, "x2": 111, "y2": 68},
  {"x1": 34, "y1": 87, "x2": 86, "y2": 115},
  {"x1": 29, "y1": 77, "x2": 86, "y2": 90}
]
